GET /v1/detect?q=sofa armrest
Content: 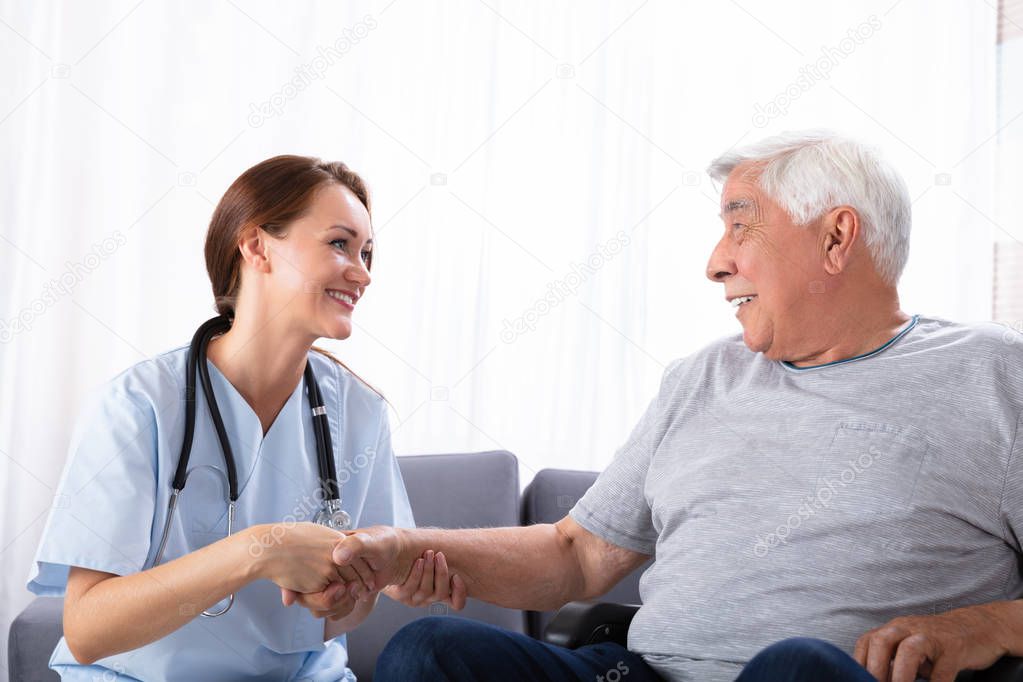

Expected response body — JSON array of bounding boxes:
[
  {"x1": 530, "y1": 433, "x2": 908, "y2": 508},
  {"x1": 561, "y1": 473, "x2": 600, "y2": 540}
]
[
  {"x1": 542, "y1": 601, "x2": 639, "y2": 649},
  {"x1": 8, "y1": 597, "x2": 63, "y2": 682},
  {"x1": 958, "y1": 656, "x2": 1023, "y2": 682}
]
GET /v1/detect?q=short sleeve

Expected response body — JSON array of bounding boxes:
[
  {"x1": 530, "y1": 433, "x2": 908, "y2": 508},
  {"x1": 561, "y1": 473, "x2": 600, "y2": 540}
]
[
  {"x1": 1000, "y1": 409, "x2": 1023, "y2": 553},
  {"x1": 27, "y1": 385, "x2": 159, "y2": 596},
  {"x1": 355, "y1": 405, "x2": 415, "y2": 530},
  {"x1": 569, "y1": 359, "x2": 683, "y2": 555}
]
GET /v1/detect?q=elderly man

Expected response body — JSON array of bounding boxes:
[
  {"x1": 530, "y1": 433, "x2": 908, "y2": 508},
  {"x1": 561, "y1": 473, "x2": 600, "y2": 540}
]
[{"x1": 293, "y1": 131, "x2": 1023, "y2": 682}]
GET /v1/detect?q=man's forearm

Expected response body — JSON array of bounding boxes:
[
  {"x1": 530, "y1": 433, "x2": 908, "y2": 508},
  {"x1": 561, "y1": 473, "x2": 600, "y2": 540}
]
[{"x1": 395, "y1": 523, "x2": 585, "y2": 611}]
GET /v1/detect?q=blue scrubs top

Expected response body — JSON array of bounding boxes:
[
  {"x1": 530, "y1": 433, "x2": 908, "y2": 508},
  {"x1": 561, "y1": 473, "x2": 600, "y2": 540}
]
[{"x1": 27, "y1": 344, "x2": 414, "y2": 681}]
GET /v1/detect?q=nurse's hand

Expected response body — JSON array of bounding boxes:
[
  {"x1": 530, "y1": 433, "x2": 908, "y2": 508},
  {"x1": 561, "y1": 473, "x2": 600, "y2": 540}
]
[
  {"x1": 283, "y1": 580, "x2": 360, "y2": 622},
  {"x1": 381, "y1": 550, "x2": 467, "y2": 610},
  {"x1": 249, "y1": 521, "x2": 370, "y2": 595}
]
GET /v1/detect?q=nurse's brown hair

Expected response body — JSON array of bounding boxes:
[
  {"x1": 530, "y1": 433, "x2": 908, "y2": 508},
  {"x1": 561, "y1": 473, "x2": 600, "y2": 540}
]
[{"x1": 204, "y1": 155, "x2": 378, "y2": 391}]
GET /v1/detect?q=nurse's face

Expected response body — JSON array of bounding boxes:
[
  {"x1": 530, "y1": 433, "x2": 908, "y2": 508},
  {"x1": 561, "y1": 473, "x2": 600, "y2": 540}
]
[{"x1": 265, "y1": 182, "x2": 373, "y2": 341}]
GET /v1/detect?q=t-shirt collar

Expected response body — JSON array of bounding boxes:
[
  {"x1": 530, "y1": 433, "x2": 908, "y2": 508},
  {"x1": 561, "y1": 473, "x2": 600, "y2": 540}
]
[{"x1": 780, "y1": 314, "x2": 920, "y2": 372}]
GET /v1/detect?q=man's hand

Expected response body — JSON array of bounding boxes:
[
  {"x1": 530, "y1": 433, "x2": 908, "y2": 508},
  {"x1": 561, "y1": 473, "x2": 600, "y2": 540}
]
[
  {"x1": 248, "y1": 522, "x2": 372, "y2": 595},
  {"x1": 853, "y1": 603, "x2": 1010, "y2": 682},
  {"x1": 280, "y1": 525, "x2": 410, "y2": 605},
  {"x1": 382, "y1": 550, "x2": 467, "y2": 610},
  {"x1": 331, "y1": 525, "x2": 413, "y2": 596},
  {"x1": 281, "y1": 549, "x2": 466, "y2": 620}
]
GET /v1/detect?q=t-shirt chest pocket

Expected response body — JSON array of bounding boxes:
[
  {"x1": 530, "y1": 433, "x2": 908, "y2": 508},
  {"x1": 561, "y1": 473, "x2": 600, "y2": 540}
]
[{"x1": 813, "y1": 421, "x2": 928, "y2": 515}]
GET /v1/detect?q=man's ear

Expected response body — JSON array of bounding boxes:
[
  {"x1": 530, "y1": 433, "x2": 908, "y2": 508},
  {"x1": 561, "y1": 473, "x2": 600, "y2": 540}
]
[
  {"x1": 820, "y1": 206, "x2": 860, "y2": 276},
  {"x1": 238, "y1": 224, "x2": 271, "y2": 273}
]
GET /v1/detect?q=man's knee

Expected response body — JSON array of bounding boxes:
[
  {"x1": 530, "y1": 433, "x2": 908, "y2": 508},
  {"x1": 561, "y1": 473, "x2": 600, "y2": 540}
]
[
  {"x1": 376, "y1": 617, "x2": 458, "y2": 674},
  {"x1": 375, "y1": 617, "x2": 495, "y2": 680},
  {"x1": 739, "y1": 637, "x2": 864, "y2": 680}
]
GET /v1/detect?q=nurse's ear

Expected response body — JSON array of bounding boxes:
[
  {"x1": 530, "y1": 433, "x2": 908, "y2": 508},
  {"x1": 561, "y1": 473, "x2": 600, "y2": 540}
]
[{"x1": 237, "y1": 223, "x2": 273, "y2": 274}]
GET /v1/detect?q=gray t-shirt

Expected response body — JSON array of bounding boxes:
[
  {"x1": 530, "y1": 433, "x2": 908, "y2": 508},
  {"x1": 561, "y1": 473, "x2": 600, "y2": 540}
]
[{"x1": 570, "y1": 315, "x2": 1023, "y2": 682}]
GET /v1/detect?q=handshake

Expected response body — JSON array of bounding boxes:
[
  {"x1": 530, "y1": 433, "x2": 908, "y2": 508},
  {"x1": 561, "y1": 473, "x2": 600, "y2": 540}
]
[{"x1": 246, "y1": 521, "x2": 466, "y2": 623}]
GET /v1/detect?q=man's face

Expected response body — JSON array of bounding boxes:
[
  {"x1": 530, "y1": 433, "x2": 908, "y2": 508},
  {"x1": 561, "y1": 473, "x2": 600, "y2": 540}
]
[{"x1": 705, "y1": 163, "x2": 826, "y2": 360}]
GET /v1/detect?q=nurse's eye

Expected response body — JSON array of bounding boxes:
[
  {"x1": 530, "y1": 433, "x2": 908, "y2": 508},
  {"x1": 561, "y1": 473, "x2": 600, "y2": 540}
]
[{"x1": 331, "y1": 239, "x2": 372, "y2": 264}]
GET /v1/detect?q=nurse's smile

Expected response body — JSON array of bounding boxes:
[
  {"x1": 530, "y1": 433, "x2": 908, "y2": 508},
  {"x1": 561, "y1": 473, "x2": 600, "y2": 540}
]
[{"x1": 326, "y1": 289, "x2": 358, "y2": 311}]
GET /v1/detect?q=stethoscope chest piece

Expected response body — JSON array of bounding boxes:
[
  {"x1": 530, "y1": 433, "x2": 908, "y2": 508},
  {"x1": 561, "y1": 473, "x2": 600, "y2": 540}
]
[{"x1": 314, "y1": 498, "x2": 352, "y2": 531}]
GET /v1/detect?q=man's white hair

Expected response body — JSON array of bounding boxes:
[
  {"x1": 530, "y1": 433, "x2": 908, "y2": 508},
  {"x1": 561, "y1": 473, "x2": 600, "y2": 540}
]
[{"x1": 707, "y1": 130, "x2": 911, "y2": 285}]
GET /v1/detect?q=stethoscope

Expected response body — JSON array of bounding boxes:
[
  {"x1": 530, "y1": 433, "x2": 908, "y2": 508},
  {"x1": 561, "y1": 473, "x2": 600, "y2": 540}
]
[{"x1": 150, "y1": 315, "x2": 351, "y2": 617}]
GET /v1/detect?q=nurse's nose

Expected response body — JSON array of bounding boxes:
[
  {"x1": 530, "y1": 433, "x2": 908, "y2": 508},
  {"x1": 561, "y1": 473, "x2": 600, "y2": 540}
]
[{"x1": 346, "y1": 257, "x2": 371, "y2": 289}]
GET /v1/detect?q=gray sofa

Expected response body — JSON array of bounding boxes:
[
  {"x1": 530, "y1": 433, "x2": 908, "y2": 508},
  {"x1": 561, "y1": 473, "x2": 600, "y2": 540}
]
[{"x1": 8, "y1": 451, "x2": 644, "y2": 681}]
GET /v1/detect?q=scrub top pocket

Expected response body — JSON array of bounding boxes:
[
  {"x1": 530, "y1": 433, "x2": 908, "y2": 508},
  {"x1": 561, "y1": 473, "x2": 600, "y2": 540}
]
[{"x1": 177, "y1": 465, "x2": 231, "y2": 546}]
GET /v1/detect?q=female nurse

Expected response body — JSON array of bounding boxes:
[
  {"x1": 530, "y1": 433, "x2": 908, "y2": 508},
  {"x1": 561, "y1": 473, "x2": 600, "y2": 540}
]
[{"x1": 27, "y1": 155, "x2": 464, "y2": 681}]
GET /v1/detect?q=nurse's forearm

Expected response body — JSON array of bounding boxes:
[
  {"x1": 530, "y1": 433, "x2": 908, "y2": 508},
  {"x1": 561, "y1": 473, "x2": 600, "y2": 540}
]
[{"x1": 64, "y1": 526, "x2": 264, "y2": 665}]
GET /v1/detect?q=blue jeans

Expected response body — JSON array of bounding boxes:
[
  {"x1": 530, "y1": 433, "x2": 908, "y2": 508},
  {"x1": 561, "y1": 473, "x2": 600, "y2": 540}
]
[
  {"x1": 736, "y1": 637, "x2": 876, "y2": 681},
  {"x1": 375, "y1": 617, "x2": 874, "y2": 682},
  {"x1": 374, "y1": 616, "x2": 663, "y2": 681}
]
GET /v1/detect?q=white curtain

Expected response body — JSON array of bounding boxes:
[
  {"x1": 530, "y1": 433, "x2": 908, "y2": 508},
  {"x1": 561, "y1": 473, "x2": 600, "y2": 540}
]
[
  {"x1": 0, "y1": 1, "x2": 998, "y2": 677},
  {"x1": 995, "y1": 19, "x2": 1023, "y2": 322}
]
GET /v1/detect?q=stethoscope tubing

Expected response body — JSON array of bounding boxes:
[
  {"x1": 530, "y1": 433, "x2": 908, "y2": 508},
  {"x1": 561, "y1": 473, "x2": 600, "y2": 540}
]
[{"x1": 151, "y1": 315, "x2": 343, "y2": 618}]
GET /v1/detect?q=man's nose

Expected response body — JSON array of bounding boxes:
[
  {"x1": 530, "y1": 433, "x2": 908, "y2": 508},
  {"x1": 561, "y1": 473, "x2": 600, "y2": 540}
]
[{"x1": 705, "y1": 233, "x2": 736, "y2": 283}]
